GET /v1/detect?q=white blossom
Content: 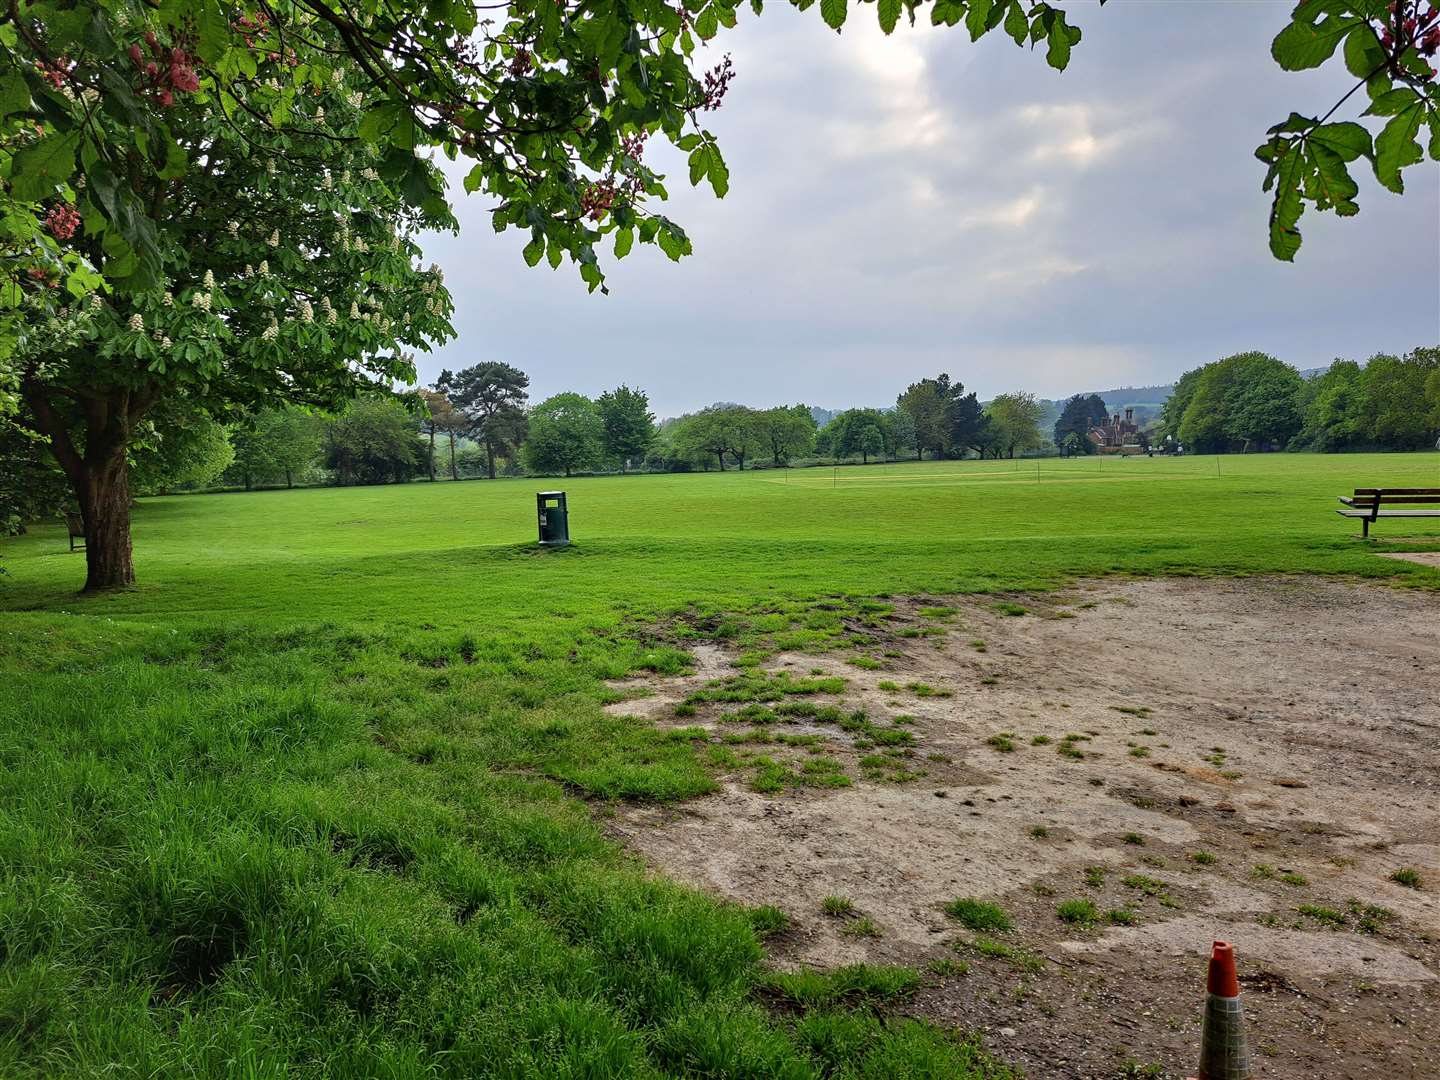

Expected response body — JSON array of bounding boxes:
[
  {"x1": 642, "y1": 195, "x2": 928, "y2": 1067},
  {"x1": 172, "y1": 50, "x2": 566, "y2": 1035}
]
[
  {"x1": 298, "y1": 300, "x2": 314, "y2": 323},
  {"x1": 89, "y1": 293, "x2": 102, "y2": 311},
  {"x1": 267, "y1": 229, "x2": 279, "y2": 248},
  {"x1": 326, "y1": 306, "x2": 338, "y2": 326},
  {"x1": 349, "y1": 301, "x2": 360, "y2": 320},
  {"x1": 266, "y1": 158, "x2": 277, "y2": 176},
  {"x1": 244, "y1": 264, "x2": 254, "y2": 278},
  {"x1": 128, "y1": 313, "x2": 143, "y2": 332},
  {"x1": 160, "y1": 336, "x2": 172, "y2": 349},
  {"x1": 347, "y1": 90, "x2": 364, "y2": 108},
  {"x1": 341, "y1": 170, "x2": 351, "y2": 185},
  {"x1": 161, "y1": 291, "x2": 174, "y2": 307},
  {"x1": 191, "y1": 291, "x2": 212, "y2": 312},
  {"x1": 226, "y1": 221, "x2": 239, "y2": 239},
  {"x1": 202, "y1": 270, "x2": 216, "y2": 289},
  {"x1": 261, "y1": 324, "x2": 279, "y2": 342},
  {"x1": 258, "y1": 260, "x2": 270, "y2": 277},
  {"x1": 354, "y1": 237, "x2": 368, "y2": 253},
  {"x1": 332, "y1": 67, "x2": 345, "y2": 84},
  {"x1": 321, "y1": 168, "x2": 332, "y2": 190},
  {"x1": 315, "y1": 107, "x2": 326, "y2": 123},
  {"x1": 361, "y1": 167, "x2": 379, "y2": 182}
]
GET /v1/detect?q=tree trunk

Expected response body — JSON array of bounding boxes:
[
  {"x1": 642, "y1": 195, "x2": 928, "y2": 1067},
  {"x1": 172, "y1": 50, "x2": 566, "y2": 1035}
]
[
  {"x1": 427, "y1": 429, "x2": 437, "y2": 481},
  {"x1": 285, "y1": 468, "x2": 293, "y2": 488},
  {"x1": 715, "y1": 450, "x2": 726, "y2": 471},
  {"x1": 448, "y1": 432, "x2": 458, "y2": 480},
  {"x1": 486, "y1": 440, "x2": 497, "y2": 480},
  {"x1": 77, "y1": 455, "x2": 135, "y2": 591},
  {"x1": 23, "y1": 382, "x2": 143, "y2": 592}
]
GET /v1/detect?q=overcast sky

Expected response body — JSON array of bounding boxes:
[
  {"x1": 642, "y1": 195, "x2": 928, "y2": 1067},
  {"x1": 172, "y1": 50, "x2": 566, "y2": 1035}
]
[{"x1": 416, "y1": 1, "x2": 1440, "y2": 418}]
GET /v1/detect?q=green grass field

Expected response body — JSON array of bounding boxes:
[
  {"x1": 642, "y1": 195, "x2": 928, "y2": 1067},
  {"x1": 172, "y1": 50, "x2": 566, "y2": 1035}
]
[{"x1": 2, "y1": 453, "x2": 1438, "y2": 1077}]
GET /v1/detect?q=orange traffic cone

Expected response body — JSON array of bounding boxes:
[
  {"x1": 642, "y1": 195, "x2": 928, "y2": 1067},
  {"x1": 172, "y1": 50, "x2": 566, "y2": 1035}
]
[{"x1": 1188, "y1": 940, "x2": 1251, "y2": 1080}]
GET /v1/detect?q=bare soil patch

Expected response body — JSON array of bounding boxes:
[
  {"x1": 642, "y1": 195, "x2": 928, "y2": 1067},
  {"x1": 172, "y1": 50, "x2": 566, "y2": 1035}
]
[{"x1": 604, "y1": 577, "x2": 1440, "y2": 1079}]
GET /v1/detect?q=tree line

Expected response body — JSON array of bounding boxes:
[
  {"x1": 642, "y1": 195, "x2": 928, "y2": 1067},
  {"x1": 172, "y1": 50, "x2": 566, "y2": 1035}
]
[
  {"x1": 1162, "y1": 348, "x2": 1440, "y2": 454},
  {"x1": 6, "y1": 347, "x2": 1438, "y2": 546}
]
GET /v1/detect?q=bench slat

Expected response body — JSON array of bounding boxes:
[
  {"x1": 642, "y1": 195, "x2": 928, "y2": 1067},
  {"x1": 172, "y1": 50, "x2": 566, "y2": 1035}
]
[
  {"x1": 1337, "y1": 509, "x2": 1440, "y2": 518},
  {"x1": 1351, "y1": 488, "x2": 1440, "y2": 496}
]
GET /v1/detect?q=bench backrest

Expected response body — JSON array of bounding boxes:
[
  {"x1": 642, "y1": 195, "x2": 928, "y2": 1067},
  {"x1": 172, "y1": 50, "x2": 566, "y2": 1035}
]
[
  {"x1": 1349, "y1": 488, "x2": 1440, "y2": 515},
  {"x1": 63, "y1": 512, "x2": 84, "y2": 536}
]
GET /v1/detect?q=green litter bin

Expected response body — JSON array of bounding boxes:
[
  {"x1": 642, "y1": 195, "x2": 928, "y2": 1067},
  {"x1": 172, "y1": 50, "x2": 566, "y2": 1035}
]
[{"x1": 536, "y1": 491, "x2": 569, "y2": 547}]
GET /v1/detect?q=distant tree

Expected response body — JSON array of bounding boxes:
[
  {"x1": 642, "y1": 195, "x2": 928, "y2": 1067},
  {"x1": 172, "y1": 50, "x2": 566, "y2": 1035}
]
[
  {"x1": 450, "y1": 363, "x2": 530, "y2": 480},
  {"x1": 886, "y1": 407, "x2": 917, "y2": 460},
  {"x1": 756, "y1": 405, "x2": 817, "y2": 466},
  {"x1": 0, "y1": 421, "x2": 71, "y2": 536},
  {"x1": 597, "y1": 386, "x2": 657, "y2": 472},
  {"x1": 1160, "y1": 370, "x2": 1201, "y2": 443},
  {"x1": 128, "y1": 403, "x2": 235, "y2": 495},
  {"x1": 1175, "y1": 352, "x2": 1304, "y2": 452},
  {"x1": 1053, "y1": 393, "x2": 1107, "y2": 451},
  {"x1": 828, "y1": 408, "x2": 890, "y2": 464},
  {"x1": 324, "y1": 398, "x2": 427, "y2": 486},
  {"x1": 1225, "y1": 355, "x2": 1306, "y2": 450},
  {"x1": 1357, "y1": 347, "x2": 1440, "y2": 449},
  {"x1": 227, "y1": 407, "x2": 324, "y2": 491},
  {"x1": 261, "y1": 408, "x2": 323, "y2": 489},
  {"x1": 416, "y1": 387, "x2": 470, "y2": 482},
  {"x1": 950, "y1": 390, "x2": 989, "y2": 457},
  {"x1": 523, "y1": 393, "x2": 605, "y2": 477},
  {"x1": 671, "y1": 405, "x2": 759, "y2": 471},
  {"x1": 897, "y1": 378, "x2": 952, "y2": 459},
  {"x1": 985, "y1": 392, "x2": 1047, "y2": 458}
]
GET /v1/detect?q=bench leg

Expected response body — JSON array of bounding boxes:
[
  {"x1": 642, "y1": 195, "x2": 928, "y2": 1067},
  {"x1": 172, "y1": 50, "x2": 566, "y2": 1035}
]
[{"x1": 1362, "y1": 518, "x2": 1370, "y2": 540}]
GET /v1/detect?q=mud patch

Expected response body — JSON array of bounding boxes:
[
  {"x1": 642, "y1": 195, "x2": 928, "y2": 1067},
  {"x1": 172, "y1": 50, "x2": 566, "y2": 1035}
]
[{"x1": 607, "y1": 577, "x2": 1440, "y2": 1078}]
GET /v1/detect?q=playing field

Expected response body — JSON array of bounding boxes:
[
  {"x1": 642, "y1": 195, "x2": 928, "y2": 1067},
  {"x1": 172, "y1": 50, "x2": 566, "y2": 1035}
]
[
  {"x1": 1, "y1": 452, "x2": 1437, "y2": 1078},
  {"x1": 4, "y1": 452, "x2": 1439, "y2": 624}
]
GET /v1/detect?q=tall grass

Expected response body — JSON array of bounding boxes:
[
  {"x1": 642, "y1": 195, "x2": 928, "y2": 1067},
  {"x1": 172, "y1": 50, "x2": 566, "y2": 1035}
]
[{"x1": 1, "y1": 453, "x2": 1436, "y2": 1074}]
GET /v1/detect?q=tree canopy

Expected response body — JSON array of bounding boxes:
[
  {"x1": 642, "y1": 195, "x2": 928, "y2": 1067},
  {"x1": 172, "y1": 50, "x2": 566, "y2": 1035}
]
[
  {"x1": 447, "y1": 363, "x2": 530, "y2": 479},
  {"x1": 596, "y1": 384, "x2": 656, "y2": 470},
  {"x1": 522, "y1": 392, "x2": 604, "y2": 476}
]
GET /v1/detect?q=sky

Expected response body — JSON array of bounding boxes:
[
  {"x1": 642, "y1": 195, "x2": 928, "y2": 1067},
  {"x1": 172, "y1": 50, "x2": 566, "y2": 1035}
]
[{"x1": 416, "y1": 1, "x2": 1440, "y2": 419}]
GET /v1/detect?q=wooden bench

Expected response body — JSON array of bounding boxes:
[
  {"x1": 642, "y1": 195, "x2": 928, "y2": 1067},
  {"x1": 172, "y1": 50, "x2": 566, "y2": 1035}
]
[
  {"x1": 1336, "y1": 488, "x2": 1440, "y2": 538},
  {"x1": 63, "y1": 512, "x2": 85, "y2": 552}
]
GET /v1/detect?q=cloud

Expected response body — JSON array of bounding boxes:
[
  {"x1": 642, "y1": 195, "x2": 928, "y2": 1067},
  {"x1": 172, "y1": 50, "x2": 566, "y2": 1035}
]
[{"x1": 414, "y1": 5, "x2": 1439, "y2": 419}]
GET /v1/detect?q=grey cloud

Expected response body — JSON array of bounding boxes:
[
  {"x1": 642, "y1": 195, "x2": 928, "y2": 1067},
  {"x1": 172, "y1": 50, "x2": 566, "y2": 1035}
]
[{"x1": 417, "y1": 4, "x2": 1439, "y2": 417}]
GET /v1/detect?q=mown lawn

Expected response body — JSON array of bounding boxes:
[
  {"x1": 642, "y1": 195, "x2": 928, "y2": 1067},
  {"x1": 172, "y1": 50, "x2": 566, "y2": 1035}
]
[{"x1": 1, "y1": 453, "x2": 1437, "y2": 1077}]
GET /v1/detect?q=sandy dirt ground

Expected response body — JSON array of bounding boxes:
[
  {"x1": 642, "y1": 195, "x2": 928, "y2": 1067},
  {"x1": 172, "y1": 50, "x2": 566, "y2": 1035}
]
[{"x1": 603, "y1": 577, "x2": 1440, "y2": 1079}]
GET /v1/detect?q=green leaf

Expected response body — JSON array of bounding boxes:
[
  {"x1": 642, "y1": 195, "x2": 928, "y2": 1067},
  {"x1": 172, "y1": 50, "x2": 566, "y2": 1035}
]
[
  {"x1": 1374, "y1": 105, "x2": 1425, "y2": 193},
  {"x1": 1266, "y1": 141, "x2": 1306, "y2": 261},
  {"x1": 820, "y1": 0, "x2": 847, "y2": 31},
  {"x1": 1363, "y1": 87, "x2": 1421, "y2": 117},
  {"x1": 707, "y1": 143, "x2": 730, "y2": 197},
  {"x1": 1045, "y1": 16, "x2": 1079, "y2": 71},
  {"x1": 523, "y1": 234, "x2": 546, "y2": 267},
  {"x1": 1428, "y1": 111, "x2": 1440, "y2": 161},
  {"x1": 687, "y1": 144, "x2": 708, "y2": 186},
  {"x1": 1305, "y1": 143, "x2": 1361, "y2": 214},
  {"x1": 0, "y1": 71, "x2": 29, "y2": 119},
  {"x1": 1308, "y1": 121, "x2": 1371, "y2": 161},
  {"x1": 695, "y1": 6, "x2": 719, "y2": 38},
  {"x1": 1342, "y1": 24, "x2": 1385, "y2": 79},
  {"x1": 1003, "y1": 1, "x2": 1027, "y2": 45},
  {"x1": 614, "y1": 227, "x2": 635, "y2": 258},
  {"x1": 877, "y1": 0, "x2": 901, "y2": 34},
  {"x1": 1272, "y1": 13, "x2": 1362, "y2": 71},
  {"x1": 11, "y1": 130, "x2": 79, "y2": 200},
  {"x1": 965, "y1": 0, "x2": 993, "y2": 41}
]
